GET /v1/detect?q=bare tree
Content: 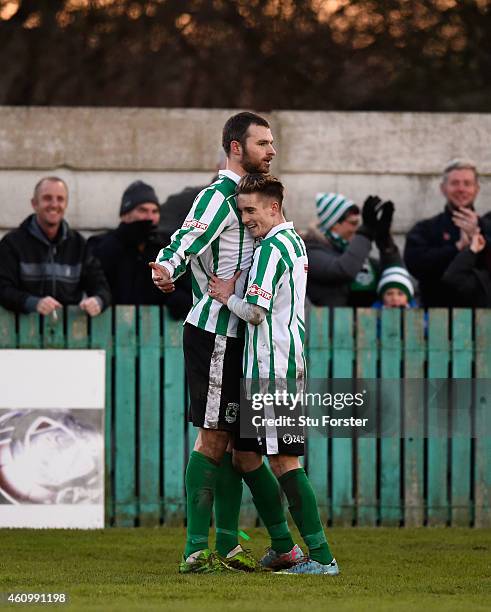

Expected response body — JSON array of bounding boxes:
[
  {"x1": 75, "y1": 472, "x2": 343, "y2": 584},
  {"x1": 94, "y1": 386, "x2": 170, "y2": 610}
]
[{"x1": 0, "y1": 0, "x2": 489, "y2": 110}]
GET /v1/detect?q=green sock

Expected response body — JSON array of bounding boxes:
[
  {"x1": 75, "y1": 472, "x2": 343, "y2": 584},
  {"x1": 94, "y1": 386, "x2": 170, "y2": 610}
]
[
  {"x1": 278, "y1": 468, "x2": 333, "y2": 564},
  {"x1": 242, "y1": 463, "x2": 295, "y2": 555},
  {"x1": 214, "y1": 452, "x2": 243, "y2": 556},
  {"x1": 184, "y1": 451, "x2": 218, "y2": 558}
]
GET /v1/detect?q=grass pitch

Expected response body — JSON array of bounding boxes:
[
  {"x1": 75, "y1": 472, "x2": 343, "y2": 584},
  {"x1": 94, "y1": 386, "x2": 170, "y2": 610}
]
[{"x1": 1, "y1": 527, "x2": 490, "y2": 612}]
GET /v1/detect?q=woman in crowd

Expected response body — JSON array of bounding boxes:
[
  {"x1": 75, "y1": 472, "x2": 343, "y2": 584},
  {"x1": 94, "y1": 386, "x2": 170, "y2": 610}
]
[{"x1": 303, "y1": 192, "x2": 399, "y2": 307}]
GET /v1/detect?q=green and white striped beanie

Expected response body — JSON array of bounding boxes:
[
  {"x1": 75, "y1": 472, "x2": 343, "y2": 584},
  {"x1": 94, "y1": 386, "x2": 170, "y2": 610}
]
[
  {"x1": 377, "y1": 266, "x2": 414, "y2": 300},
  {"x1": 316, "y1": 192, "x2": 356, "y2": 233}
]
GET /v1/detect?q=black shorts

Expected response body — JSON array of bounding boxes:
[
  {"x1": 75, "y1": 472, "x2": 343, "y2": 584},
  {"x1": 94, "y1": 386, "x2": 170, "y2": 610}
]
[
  {"x1": 183, "y1": 323, "x2": 243, "y2": 432},
  {"x1": 234, "y1": 434, "x2": 304, "y2": 456},
  {"x1": 234, "y1": 378, "x2": 305, "y2": 456}
]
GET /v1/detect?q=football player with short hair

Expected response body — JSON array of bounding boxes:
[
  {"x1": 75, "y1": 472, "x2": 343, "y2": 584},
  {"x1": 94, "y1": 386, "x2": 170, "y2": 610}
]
[
  {"x1": 151, "y1": 113, "x2": 301, "y2": 573},
  {"x1": 209, "y1": 174, "x2": 339, "y2": 575}
]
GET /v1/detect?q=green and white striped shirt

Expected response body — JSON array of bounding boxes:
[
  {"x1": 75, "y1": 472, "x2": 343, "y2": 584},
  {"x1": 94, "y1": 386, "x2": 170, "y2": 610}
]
[
  {"x1": 157, "y1": 170, "x2": 254, "y2": 337},
  {"x1": 244, "y1": 222, "x2": 307, "y2": 379}
]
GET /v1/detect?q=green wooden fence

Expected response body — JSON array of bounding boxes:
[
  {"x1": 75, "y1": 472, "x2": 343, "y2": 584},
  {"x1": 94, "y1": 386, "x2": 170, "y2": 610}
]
[{"x1": 0, "y1": 305, "x2": 490, "y2": 528}]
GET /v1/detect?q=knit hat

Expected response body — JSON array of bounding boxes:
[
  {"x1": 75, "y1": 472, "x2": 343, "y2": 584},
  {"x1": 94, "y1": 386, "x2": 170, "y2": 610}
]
[
  {"x1": 120, "y1": 181, "x2": 159, "y2": 216},
  {"x1": 316, "y1": 192, "x2": 356, "y2": 234},
  {"x1": 377, "y1": 266, "x2": 414, "y2": 301}
]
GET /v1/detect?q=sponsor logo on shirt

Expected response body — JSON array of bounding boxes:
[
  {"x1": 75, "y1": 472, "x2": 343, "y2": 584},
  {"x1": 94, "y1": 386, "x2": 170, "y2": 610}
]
[
  {"x1": 183, "y1": 219, "x2": 209, "y2": 231},
  {"x1": 248, "y1": 284, "x2": 272, "y2": 300}
]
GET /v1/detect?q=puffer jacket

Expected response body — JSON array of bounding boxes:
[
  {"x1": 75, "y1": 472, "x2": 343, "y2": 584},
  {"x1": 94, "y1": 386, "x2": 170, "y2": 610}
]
[
  {"x1": 303, "y1": 226, "x2": 403, "y2": 307},
  {"x1": 303, "y1": 226, "x2": 373, "y2": 306}
]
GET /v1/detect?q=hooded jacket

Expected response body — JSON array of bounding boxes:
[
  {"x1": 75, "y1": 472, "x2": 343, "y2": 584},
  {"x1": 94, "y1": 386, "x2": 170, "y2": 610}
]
[{"x1": 0, "y1": 214, "x2": 111, "y2": 313}]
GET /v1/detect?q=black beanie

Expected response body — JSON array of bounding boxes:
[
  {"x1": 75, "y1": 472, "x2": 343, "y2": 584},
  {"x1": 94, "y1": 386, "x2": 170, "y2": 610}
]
[{"x1": 120, "y1": 181, "x2": 159, "y2": 216}]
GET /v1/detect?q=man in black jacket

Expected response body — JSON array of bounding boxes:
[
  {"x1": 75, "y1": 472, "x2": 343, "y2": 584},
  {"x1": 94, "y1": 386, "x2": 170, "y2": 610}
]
[
  {"x1": 0, "y1": 176, "x2": 110, "y2": 317},
  {"x1": 441, "y1": 229, "x2": 491, "y2": 307},
  {"x1": 404, "y1": 159, "x2": 490, "y2": 307},
  {"x1": 88, "y1": 180, "x2": 191, "y2": 319}
]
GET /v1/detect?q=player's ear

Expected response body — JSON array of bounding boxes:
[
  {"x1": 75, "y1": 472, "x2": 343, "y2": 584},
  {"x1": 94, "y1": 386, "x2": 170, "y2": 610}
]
[{"x1": 230, "y1": 140, "x2": 241, "y2": 156}]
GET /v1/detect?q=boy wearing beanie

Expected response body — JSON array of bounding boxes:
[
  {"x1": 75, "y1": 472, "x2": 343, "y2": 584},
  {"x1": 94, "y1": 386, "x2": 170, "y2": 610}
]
[{"x1": 374, "y1": 266, "x2": 416, "y2": 308}]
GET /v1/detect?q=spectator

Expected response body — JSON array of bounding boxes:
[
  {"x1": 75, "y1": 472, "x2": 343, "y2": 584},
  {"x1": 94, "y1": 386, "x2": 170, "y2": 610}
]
[
  {"x1": 373, "y1": 266, "x2": 416, "y2": 309},
  {"x1": 404, "y1": 158, "x2": 490, "y2": 307},
  {"x1": 0, "y1": 176, "x2": 110, "y2": 317},
  {"x1": 303, "y1": 192, "x2": 397, "y2": 307},
  {"x1": 441, "y1": 228, "x2": 491, "y2": 307},
  {"x1": 88, "y1": 180, "x2": 191, "y2": 318}
]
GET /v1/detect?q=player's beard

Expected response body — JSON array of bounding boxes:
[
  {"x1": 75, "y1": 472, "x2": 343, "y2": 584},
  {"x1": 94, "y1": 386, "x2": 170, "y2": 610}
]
[{"x1": 241, "y1": 148, "x2": 271, "y2": 174}]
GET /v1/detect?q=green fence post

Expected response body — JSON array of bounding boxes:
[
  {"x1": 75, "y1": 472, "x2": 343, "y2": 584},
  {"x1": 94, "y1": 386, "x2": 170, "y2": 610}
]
[
  {"x1": 403, "y1": 309, "x2": 425, "y2": 527},
  {"x1": 427, "y1": 309, "x2": 449, "y2": 526},
  {"x1": 306, "y1": 306, "x2": 330, "y2": 524},
  {"x1": 450, "y1": 309, "x2": 472, "y2": 526},
  {"x1": 474, "y1": 309, "x2": 491, "y2": 528},
  {"x1": 42, "y1": 308, "x2": 65, "y2": 348},
  {"x1": 91, "y1": 307, "x2": 114, "y2": 527},
  {"x1": 138, "y1": 306, "x2": 161, "y2": 527},
  {"x1": 18, "y1": 313, "x2": 41, "y2": 348},
  {"x1": 331, "y1": 308, "x2": 354, "y2": 526},
  {"x1": 163, "y1": 311, "x2": 186, "y2": 525},
  {"x1": 114, "y1": 306, "x2": 137, "y2": 526},
  {"x1": 356, "y1": 308, "x2": 377, "y2": 526},
  {"x1": 66, "y1": 305, "x2": 88, "y2": 348},
  {"x1": 380, "y1": 308, "x2": 402, "y2": 526},
  {"x1": 0, "y1": 307, "x2": 16, "y2": 347}
]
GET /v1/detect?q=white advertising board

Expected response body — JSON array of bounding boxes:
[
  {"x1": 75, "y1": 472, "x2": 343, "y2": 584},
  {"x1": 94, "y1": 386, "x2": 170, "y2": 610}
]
[{"x1": 0, "y1": 350, "x2": 105, "y2": 528}]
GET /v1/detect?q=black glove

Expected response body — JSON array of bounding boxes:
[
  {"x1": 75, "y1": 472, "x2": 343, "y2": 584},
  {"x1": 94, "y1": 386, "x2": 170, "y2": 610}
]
[
  {"x1": 375, "y1": 200, "x2": 395, "y2": 250},
  {"x1": 357, "y1": 195, "x2": 382, "y2": 240}
]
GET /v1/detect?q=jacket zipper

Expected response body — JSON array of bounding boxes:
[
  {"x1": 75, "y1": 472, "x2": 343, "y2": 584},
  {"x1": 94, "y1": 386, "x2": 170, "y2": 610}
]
[{"x1": 50, "y1": 245, "x2": 57, "y2": 296}]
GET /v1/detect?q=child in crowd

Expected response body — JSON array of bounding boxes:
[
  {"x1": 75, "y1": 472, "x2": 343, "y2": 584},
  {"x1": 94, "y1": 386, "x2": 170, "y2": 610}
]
[{"x1": 373, "y1": 266, "x2": 417, "y2": 309}]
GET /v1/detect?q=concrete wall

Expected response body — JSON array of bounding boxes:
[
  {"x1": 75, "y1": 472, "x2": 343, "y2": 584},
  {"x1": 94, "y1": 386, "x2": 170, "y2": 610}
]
[{"x1": 1, "y1": 107, "x2": 490, "y2": 240}]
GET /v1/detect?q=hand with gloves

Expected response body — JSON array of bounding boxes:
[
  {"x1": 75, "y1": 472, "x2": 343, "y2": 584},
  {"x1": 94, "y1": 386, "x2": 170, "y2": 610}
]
[
  {"x1": 375, "y1": 200, "x2": 395, "y2": 251},
  {"x1": 357, "y1": 195, "x2": 382, "y2": 239},
  {"x1": 357, "y1": 195, "x2": 395, "y2": 246}
]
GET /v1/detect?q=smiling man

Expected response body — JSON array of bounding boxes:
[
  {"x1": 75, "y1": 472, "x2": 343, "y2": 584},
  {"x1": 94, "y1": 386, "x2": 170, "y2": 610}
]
[
  {"x1": 150, "y1": 113, "x2": 302, "y2": 575},
  {"x1": 208, "y1": 174, "x2": 339, "y2": 575},
  {"x1": 404, "y1": 159, "x2": 490, "y2": 307},
  {"x1": 0, "y1": 177, "x2": 110, "y2": 317}
]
